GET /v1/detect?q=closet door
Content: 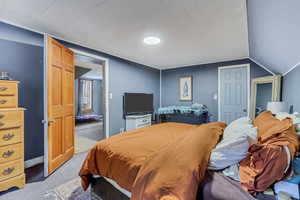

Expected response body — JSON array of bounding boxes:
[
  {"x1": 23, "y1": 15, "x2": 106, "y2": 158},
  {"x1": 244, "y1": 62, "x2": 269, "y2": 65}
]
[
  {"x1": 218, "y1": 64, "x2": 249, "y2": 124},
  {"x1": 47, "y1": 37, "x2": 75, "y2": 174}
]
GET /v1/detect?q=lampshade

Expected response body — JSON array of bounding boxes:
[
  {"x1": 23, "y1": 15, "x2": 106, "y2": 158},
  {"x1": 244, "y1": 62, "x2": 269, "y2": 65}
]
[{"x1": 267, "y1": 102, "x2": 288, "y2": 114}]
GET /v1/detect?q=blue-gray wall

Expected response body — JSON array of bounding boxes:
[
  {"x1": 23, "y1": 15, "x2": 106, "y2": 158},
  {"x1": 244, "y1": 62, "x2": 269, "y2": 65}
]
[
  {"x1": 92, "y1": 79, "x2": 103, "y2": 115},
  {"x1": 0, "y1": 22, "x2": 43, "y2": 47},
  {"x1": 0, "y1": 21, "x2": 160, "y2": 161},
  {"x1": 282, "y1": 66, "x2": 300, "y2": 113},
  {"x1": 247, "y1": 0, "x2": 300, "y2": 113},
  {"x1": 162, "y1": 59, "x2": 271, "y2": 121},
  {"x1": 58, "y1": 40, "x2": 160, "y2": 136},
  {"x1": 0, "y1": 22, "x2": 44, "y2": 161},
  {"x1": 247, "y1": 0, "x2": 300, "y2": 74}
]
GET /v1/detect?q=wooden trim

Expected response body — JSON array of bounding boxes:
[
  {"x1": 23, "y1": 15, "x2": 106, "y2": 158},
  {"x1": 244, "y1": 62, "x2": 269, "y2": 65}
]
[
  {"x1": 70, "y1": 48, "x2": 110, "y2": 139},
  {"x1": 249, "y1": 75, "x2": 282, "y2": 119},
  {"x1": 0, "y1": 80, "x2": 20, "y2": 83},
  {"x1": 25, "y1": 156, "x2": 44, "y2": 169}
]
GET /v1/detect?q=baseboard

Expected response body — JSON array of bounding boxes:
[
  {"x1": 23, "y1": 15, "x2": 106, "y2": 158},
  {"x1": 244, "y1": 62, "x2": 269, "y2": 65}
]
[{"x1": 25, "y1": 156, "x2": 44, "y2": 169}]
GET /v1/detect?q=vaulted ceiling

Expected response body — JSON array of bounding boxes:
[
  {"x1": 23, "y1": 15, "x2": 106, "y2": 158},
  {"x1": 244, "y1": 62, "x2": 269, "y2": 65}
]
[
  {"x1": 0, "y1": 0, "x2": 249, "y2": 69},
  {"x1": 247, "y1": 0, "x2": 300, "y2": 75}
]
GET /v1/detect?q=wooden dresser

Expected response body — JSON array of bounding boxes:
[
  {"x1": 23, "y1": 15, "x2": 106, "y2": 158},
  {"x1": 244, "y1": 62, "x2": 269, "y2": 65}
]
[{"x1": 0, "y1": 80, "x2": 25, "y2": 191}]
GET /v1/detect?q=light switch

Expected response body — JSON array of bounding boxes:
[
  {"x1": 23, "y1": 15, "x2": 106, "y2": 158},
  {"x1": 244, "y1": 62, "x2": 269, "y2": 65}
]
[{"x1": 109, "y1": 93, "x2": 113, "y2": 99}]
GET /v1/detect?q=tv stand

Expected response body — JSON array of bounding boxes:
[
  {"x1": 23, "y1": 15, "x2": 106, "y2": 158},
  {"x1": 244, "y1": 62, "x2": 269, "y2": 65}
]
[{"x1": 125, "y1": 114, "x2": 152, "y2": 131}]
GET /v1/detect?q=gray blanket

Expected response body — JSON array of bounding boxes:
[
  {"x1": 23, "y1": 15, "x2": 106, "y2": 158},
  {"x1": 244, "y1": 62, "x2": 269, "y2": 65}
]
[{"x1": 199, "y1": 171, "x2": 256, "y2": 200}]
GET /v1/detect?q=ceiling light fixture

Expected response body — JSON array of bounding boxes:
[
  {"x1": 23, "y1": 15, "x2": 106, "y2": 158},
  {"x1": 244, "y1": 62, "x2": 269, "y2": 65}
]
[{"x1": 143, "y1": 36, "x2": 161, "y2": 45}]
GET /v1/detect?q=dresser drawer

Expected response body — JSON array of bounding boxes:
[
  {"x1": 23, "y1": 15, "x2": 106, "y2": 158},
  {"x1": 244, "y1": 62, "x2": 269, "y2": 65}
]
[
  {"x1": 0, "y1": 82, "x2": 18, "y2": 96},
  {"x1": 0, "y1": 159, "x2": 23, "y2": 181},
  {"x1": 0, "y1": 143, "x2": 22, "y2": 164},
  {"x1": 0, "y1": 96, "x2": 17, "y2": 108},
  {"x1": 0, "y1": 128, "x2": 22, "y2": 146},
  {"x1": 0, "y1": 111, "x2": 23, "y2": 129},
  {"x1": 137, "y1": 122, "x2": 151, "y2": 129},
  {"x1": 136, "y1": 117, "x2": 151, "y2": 124}
]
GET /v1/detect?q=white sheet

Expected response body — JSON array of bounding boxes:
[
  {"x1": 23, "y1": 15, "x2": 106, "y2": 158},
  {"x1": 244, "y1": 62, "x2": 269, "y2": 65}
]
[{"x1": 208, "y1": 117, "x2": 257, "y2": 170}]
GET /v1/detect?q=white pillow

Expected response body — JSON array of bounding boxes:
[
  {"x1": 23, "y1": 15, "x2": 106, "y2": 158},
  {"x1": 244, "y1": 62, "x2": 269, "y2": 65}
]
[{"x1": 208, "y1": 117, "x2": 257, "y2": 170}]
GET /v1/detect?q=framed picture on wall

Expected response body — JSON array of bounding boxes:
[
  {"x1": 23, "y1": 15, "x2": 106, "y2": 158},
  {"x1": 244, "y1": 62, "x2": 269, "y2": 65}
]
[{"x1": 179, "y1": 76, "x2": 192, "y2": 101}]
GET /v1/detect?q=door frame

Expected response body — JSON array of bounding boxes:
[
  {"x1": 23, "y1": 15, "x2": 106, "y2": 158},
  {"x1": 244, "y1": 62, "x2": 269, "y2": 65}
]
[
  {"x1": 218, "y1": 64, "x2": 250, "y2": 122},
  {"x1": 43, "y1": 35, "x2": 110, "y2": 177},
  {"x1": 70, "y1": 48, "x2": 110, "y2": 140}
]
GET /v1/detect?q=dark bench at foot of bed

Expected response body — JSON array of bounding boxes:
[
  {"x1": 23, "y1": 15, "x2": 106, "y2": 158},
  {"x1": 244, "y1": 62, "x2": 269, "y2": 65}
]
[
  {"x1": 90, "y1": 171, "x2": 257, "y2": 200},
  {"x1": 91, "y1": 177, "x2": 129, "y2": 200},
  {"x1": 159, "y1": 112, "x2": 208, "y2": 125}
]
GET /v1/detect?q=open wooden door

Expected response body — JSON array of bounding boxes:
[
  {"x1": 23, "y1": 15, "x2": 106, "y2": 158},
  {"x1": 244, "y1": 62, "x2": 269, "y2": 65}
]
[{"x1": 47, "y1": 37, "x2": 75, "y2": 174}]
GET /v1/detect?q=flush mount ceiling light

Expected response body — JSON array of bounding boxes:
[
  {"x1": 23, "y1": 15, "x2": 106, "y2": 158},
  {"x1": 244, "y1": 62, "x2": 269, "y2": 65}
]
[{"x1": 143, "y1": 36, "x2": 161, "y2": 45}]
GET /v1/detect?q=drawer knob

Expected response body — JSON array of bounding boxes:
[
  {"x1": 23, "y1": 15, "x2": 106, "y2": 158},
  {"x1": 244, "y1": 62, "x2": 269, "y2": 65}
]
[
  {"x1": 0, "y1": 122, "x2": 4, "y2": 127},
  {"x1": 2, "y1": 150, "x2": 15, "y2": 158},
  {"x1": 2, "y1": 133, "x2": 15, "y2": 141},
  {"x1": 2, "y1": 167, "x2": 15, "y2": 175},
  {"x1": 0, "y1": 114, "x2": 4, "y2": 119},
  {"x1": 0, "y1": 87, "x2": 7, "y2": 92},
  {"x1": 0, "y1": 99, "x2": 7, "y2": 104}
]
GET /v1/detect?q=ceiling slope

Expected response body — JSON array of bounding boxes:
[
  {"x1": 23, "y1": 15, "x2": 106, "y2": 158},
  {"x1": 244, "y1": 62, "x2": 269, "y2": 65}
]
[
  {"x1": 0, "y1": 0, "x2": 249, "y2": 69},
  {"x1": 247, "y1": 0, "x2": 300, "y2": 75}
]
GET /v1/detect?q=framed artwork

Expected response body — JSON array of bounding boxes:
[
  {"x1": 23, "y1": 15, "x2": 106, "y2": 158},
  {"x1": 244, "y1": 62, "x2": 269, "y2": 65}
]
[{"x1": 179, "y1": 76, "x2": 192, "y2": 101}]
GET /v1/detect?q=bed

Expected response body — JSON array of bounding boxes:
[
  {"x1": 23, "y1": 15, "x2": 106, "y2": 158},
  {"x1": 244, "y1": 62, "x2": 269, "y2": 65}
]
[
  {"x1": 80, "y1": 122, "x2": 227, "y2": 200},
  {"x1": 79, "y1": 110, "x2": 300, "y2": 200}
]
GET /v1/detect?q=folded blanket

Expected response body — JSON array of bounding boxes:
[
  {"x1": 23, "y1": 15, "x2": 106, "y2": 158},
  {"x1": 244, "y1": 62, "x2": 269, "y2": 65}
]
[
  {"x1": 157, "y1": 105, "x2": 208, "y2": 116},
  {"x1": 79, "y1": 122, "x2": 226, "y2": 200}
]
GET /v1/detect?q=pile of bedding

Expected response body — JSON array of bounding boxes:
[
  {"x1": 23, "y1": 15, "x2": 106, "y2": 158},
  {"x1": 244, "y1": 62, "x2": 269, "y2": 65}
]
[
  {"x1": 208, "y1": 111, "x2": 299, "y2": 199},
  {"x1": 79, "y1": 111, "x2": 299, "y2": 200}
]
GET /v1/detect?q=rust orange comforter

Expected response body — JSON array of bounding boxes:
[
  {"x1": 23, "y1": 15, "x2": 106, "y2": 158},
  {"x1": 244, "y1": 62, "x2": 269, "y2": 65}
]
[{"x1": 79, "y1": 122, "x2": 226, "y2": 200}]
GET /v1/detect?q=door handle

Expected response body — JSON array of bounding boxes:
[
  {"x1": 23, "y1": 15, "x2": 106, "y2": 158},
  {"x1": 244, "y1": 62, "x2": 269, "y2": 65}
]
[
  {"x1": 0, "y1": 99, "x2": 7, "y2": 104},
  {"x1": 2, "y1": 150, "x2": 15, "y2": 158},
  {"x1": 0, "y1": 114, "x2": 4, "y2": 119},
  {"x1": 0, "y1": 87, "x2": 7, "y2": 91},
  {"x1": 2, "y1": 133, "x2": 15, "y2": 141},
  {"x1": 2, "y1": 167, "x2": 15, "y2": 175},
  {"x1": 42, "y1": 119, "x2": 56, "y2": 126}
]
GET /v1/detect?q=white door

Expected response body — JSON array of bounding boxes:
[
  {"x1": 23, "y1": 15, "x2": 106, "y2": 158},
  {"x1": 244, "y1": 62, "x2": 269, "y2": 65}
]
[{"x1": 218, "y1": 64, "x2": 249, "y2": 124}]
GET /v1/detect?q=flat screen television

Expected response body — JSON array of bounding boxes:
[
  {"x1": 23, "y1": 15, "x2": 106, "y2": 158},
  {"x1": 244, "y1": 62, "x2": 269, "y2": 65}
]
[{"x1": 123, "y1": 93, "x2": 154, "y2": 116}]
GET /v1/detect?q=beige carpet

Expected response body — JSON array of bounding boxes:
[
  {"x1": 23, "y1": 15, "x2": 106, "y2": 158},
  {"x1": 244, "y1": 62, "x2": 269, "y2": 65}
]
[{"x1": 75, "y1": 136, "x2": 98, "y2": 154}]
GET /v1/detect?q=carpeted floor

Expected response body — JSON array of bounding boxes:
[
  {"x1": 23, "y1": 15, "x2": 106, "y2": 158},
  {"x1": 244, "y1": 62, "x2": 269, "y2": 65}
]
[
  {"x1": 75, "y1": 121, "x2": 104, "y2": 154},
  {"x1": 45, "y1": 178, "x2": 91, "y2": 200},
  {"x1": 76, "y1": 121, "x2": 104, "y2": 141},
  {"x1": 0, "y1": 152, "x2": 88, "y2": 200},
  {"x1": 75, "y1": 136, "x2": 99, "y2": 154}
]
